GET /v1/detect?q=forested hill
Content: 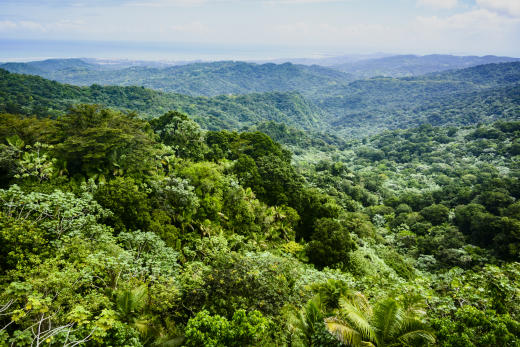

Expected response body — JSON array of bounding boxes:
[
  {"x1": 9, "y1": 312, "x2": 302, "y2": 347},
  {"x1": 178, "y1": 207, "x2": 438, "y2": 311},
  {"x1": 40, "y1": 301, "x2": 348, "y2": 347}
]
[
  {"x1": 423, "y1": 61, "x2": 520, "y2": 85},
  {"x1": 311, "y1": 62, "x2": 520, "y2": 136},
  {"x1": 1, "y1": 55, "x2": 520, "y2": 345},
  {"x1": 1, "y1": 61, "x2": 519, "y2": 138},
  {"x1": 0, "y1": 60, "x2": 353, "y2": 96},
  {"x1": 0, "y1": 68, "x2": 324, "y2": 131},
  {"x1": 0, "y1": 58, "x2": 96, "y2": 74},
  {"x1": 332, "y1": 54, "x2": 520, "y2": 78},
  {"x1": 1, "y1": 107, "x2": 520, "y2": 346}
]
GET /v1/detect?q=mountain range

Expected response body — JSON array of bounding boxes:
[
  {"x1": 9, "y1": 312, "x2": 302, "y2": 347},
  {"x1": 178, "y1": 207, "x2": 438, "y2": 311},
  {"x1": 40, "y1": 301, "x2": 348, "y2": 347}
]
[{"x1": 1, "y1": 58, "x2": 519, "y2": 137}]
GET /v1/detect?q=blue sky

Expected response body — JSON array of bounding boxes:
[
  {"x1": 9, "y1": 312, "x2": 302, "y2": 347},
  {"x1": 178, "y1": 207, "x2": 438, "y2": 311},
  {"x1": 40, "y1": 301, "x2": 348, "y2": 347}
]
[{"x1": 0, "y1": 0, "x2": 519, "y2": 59}]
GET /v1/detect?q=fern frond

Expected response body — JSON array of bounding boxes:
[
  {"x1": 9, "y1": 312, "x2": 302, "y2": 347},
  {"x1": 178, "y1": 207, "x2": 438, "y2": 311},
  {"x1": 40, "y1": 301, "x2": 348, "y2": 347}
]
[{"x1": 325, "y1": 317, "x2": 363, "y2": 347}]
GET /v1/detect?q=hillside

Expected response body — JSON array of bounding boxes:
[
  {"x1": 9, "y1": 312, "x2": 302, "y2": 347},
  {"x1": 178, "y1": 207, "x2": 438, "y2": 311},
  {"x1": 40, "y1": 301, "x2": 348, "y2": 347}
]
[
  {"x1": 332, "y1": 54, "x2": 520, "y2": 78},
  {"x1": 1, "y1": 62, "x2": 519, "y2": 139},
  {"x1": 1, "y1": 106, "x2": 519, "y2": 346},
  {"x1": 1, "y1": 57, "x2": 520, "y2": 347},
  {"x1": 310, "y1": 62, "x2": 520, "y2": 136},
  {"x1": 0, "y1": 68, "x2": 324, "y2": 131},
  {"x1": 0, "y1": 59, "x2": 353, "y2": 96}
]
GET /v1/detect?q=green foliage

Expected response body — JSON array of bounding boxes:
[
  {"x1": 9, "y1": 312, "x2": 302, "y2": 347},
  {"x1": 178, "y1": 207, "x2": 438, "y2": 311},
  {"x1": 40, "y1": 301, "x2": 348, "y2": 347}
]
[
  {"x1": 432, "y1": 306, "x2": 520, "y2": 347},
  {"x1": 150, "y1": 111, "x2": 206, "y2": 160},
  {"x1": 1, "y1": 60, "x2": 352, "y2": 97},
  {"x1": 0, "y1": 69, "x2": 324, "y2": 132},
  {"x1": 333, "y1": 54, "x2": 519, "y2": 78},
  {"x1": 307, "y1": 218, "x2": 356, "y2": 270},
  {"x1": 285, "y1": 296, "x2": 338, "y2": 347},
  {"x1": 312, "y1": 63, "x2": 520, "y2": 137},
  {"x1": 184, "y1": 309, "x2": 268, "y2": 347},
  {"x1": 2, "y1": 60, "x2": 520, "y2": 346},
  {"x1": 94, "y1": 177, "x2": 152, "y2": 233},
  {"x1": 181, "y1": 250, "x2": 307, "y2": 318},
  {"x1": 419, "y1": 203, "x2": 450, "y2": 225},
  {"x1": 55, "y1": 104, "x2": 159, "y2": 178},
  {"x1": 0, "y1": 212, "x2": 49, "y2": 272},
  {"x1": 0, "y1": 184, "x2": 111, "y2": 241},
  {"x1": 117, "y1": 230, "x2": 179, "y2": 278},
  {"x1": 325, "y1": 293, "x2": 435, "y2": 347}
]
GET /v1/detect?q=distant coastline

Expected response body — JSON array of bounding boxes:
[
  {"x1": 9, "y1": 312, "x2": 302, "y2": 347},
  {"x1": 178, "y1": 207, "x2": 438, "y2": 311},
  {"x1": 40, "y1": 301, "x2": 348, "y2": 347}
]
[{"x1": 0, "y1": 38, "x2": 343, "y2": 62}]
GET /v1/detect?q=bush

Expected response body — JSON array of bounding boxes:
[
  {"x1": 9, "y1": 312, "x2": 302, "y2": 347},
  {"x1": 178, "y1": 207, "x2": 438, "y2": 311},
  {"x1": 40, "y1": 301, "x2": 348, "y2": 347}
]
[
  {"x1": 184, "y1": 309, "x2": 268, "y2": 347},
  {"x1": 307, "y1": 218, "x2": 356, "y2": 269}
]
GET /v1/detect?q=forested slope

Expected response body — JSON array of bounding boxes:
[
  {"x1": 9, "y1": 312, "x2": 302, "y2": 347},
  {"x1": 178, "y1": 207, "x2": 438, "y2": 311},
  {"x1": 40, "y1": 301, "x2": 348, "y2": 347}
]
[
  {"x1": 1, "y1": 104, "x2": 519, "y2": 346},
  {"x1": 0, "y1": 60, "x2": 353, "y2": 96},
  {"x1": 2, "y1": 61, "x2": 520, "y2": 139},
  {"x1": 0, "y1": 68, "x2": 324, "y2": 131},
  {"x1": 332, "y1": 54, "x2": 520, "y2": 77},
  {"x1": 311, "y1": 62, "x2": 520, "y2": 136},
  {"x1": 1, "y1": 55, "x2": 520, "y2": 345}
]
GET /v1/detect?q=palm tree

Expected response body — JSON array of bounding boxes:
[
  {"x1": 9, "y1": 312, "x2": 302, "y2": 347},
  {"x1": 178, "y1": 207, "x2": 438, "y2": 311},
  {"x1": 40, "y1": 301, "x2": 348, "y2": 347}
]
[
  {"x1": 325, "y1": 294, "x2": 435, "y2": 347},
  {"x1": 287, "y1": 296, "x2": 326, "y2": 347},
  {"x1": 310, "y1": 279, "x2": 352, "y2": 311},
  {"x1": 115, "y1": 286, "x2": 159, "y2": 343}
]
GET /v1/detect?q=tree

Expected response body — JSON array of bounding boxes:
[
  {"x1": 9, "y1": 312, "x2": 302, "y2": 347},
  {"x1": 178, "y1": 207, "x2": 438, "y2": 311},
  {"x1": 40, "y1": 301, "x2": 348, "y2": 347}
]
[
  {"x1": 0, "y1": 212, "x2": 48, "y2": 273},
  {"x1": 477, "y1": 190, "x2": 514, "y2": 215},
  {"x1": 150, "y1": 111, "x2": 206, "y2": 160},
  {"x1": 94, "y1": 177, "x2": 152, "y2": 233},
  {"x1": 115, "y1": 286, "x2": 159, "y2": 343},
  {"x1": 287, "y1": 296, "x2": 327, "y2": 347},
  {"x1": 307, "y1": 218, "x2": 356, "y2": 270},
  {"x1": 55, "y1": 104, "x2": 158, "y2": 177},
  {"x1": 420, "y1": 204, "x2": 450, "y2": 226},
  {"x1": 325, "y1": 294, "x2": 435, "y2": 347},
  {"x1": 432, "y1": 305, "x2": 520, "y2": 347}
]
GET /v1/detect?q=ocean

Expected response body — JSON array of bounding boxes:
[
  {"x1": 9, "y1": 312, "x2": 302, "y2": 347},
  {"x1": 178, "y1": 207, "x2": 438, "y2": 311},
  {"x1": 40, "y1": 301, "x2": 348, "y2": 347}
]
[{"x1": 0, "y1": 39, "x2": 337, "y2": 63}]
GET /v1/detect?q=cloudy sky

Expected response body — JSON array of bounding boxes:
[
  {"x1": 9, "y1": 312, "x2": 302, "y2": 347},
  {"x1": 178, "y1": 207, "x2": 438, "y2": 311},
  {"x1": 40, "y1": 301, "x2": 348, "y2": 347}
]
[{"x1": 0, "y1": 0, "x2": 519, "y2": 59}]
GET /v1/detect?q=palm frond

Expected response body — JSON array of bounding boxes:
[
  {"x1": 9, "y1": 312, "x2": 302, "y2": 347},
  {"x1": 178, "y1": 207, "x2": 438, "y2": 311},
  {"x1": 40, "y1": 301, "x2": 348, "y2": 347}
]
[
  {"x1": 400, "y1": 294, "x2": 427, "y2": 317},
  {"x1": 325, "y1": 317, "x2": 363, "y2": 347},
  {"x1": 289, "y1": 296, "x2": 325, "y2": 344},
  {"x1": 339, "y1": 293, "x2": 371, "y2": 316},
  {"x1": 340, "y1": 301, "x2": 377, "y2": 343},
  {"x1": 115, "y1": 285, "x2": 148, "y2": 322},
  {"x1": 373, "y1": 298, "x2": 404, "y2": 343},
  {"x1": 398, "y1": 329, "x2": 436, "y2": 346},
  {"x1": 395, "y1": 318, "x2": 435, "y2": 345},
  {"x1": 341, "y1": 292, "x2": 372, "y2": 315}
]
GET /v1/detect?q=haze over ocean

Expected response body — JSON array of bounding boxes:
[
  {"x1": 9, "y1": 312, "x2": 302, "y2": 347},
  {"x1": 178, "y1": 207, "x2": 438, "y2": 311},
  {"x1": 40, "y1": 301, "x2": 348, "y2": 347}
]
[{"x1": 0, "y1": 39, "x2": 346, "y2": 62}]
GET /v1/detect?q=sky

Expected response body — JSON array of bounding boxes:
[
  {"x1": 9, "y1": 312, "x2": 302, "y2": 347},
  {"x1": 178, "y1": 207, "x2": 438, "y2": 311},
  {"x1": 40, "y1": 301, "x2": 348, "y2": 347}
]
[{"x1": 0, "y1": 0, "x2": 519, "y2": 60}]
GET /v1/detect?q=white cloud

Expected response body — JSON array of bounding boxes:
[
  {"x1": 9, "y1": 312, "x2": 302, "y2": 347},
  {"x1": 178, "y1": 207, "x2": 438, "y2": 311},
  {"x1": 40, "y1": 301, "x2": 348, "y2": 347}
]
[
  {"x1": 476, "y1": 0, "x2": 520, "y2": 17},
  {"x1": 0, "y1": 20, "x2": 17, "y2": 31},
  {"x1": 416, "y1": 8, "x2": 517, "y2": 29},
  {"x1": 1, "y1": 0, "x2": 519, "y2": 57},
  {"x1": 417, "y1": 0, "x2": 458, "y2": 9},
  {"x1": 18, "y1": 21, "x2": 46, "y2": 31},
  {"x1": 0, "y1": 20, "x2": 45, "y2": 32},
  {"x1": 272, "y1": 21, "x2": 396, "y2": 47},
  {"x1": 410, "y1": 8, "x2": 520, "y2": 54}
]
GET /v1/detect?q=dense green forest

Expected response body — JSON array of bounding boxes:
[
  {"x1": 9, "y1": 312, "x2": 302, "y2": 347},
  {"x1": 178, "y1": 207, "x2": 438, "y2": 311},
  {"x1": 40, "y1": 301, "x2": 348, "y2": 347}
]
[
  {"x1": 0, "y1": 60, "x2": 353, "y2": 96},
  {"x1": 3, "y1": 55, "x2": 519, "y2": 87},
  {"x1": 2, "y1": 62, "x2": 519, "y2": 138},
  {"x1": 310, "y1": 62, "x2": 520, "y2": 136},
  {"x1": 0, "y1": 68, "x2": 325, "y2": 131},
  {"x1": 0, "y1": 60, "x2": 519, "y2": 346},
  {"x1": 331, "y1": 54, "x2": 520, "y2": 78}
]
